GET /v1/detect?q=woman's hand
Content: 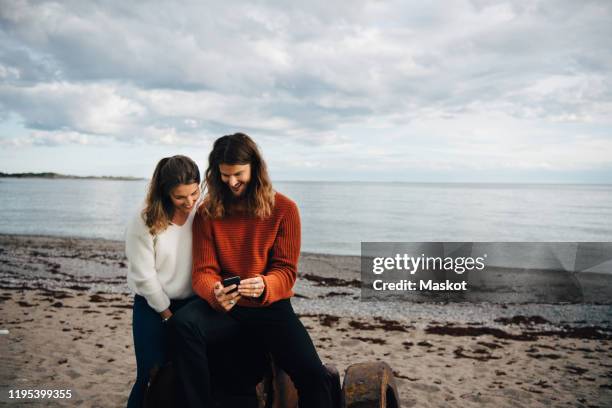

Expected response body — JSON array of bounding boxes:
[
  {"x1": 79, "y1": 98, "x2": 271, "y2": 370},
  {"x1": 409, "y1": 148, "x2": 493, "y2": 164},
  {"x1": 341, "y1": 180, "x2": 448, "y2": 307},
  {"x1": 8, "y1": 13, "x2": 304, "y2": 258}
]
[
  {"x1": 238, "y1": 276, "x2": 265, "y2": 299},
  {"x1": 214, "y1": 282, "x2": 241, "y2": 311},
  {"x1": 160, "y1": 308, "x2": 172, "y2": 322}
]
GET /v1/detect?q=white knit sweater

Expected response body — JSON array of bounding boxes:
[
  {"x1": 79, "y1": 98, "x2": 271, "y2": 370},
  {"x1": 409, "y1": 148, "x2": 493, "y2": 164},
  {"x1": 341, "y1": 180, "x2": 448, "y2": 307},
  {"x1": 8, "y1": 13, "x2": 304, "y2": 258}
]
[{"x1": 125, "y1": 207, "x2": 196, "y2": 312}]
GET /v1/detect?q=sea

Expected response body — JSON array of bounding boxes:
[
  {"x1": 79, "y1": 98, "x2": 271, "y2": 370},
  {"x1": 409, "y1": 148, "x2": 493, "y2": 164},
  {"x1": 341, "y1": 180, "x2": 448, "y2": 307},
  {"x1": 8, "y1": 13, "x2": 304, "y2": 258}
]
[{"x1": 1, "y1": 178, "x2": 611, "y2": 256}]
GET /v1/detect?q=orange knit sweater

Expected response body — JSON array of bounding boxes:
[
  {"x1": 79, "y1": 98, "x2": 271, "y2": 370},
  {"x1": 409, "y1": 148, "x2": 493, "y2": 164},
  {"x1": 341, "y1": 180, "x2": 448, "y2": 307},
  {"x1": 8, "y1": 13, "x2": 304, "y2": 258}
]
[{"x1": 192, "y1": 192, "x2": 301, "y2": 312}]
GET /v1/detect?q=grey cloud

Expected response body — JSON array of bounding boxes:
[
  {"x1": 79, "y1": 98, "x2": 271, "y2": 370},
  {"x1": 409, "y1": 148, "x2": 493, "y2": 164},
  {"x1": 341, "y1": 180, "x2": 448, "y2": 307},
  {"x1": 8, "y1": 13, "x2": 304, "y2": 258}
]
[
  {"x1": 0, "y1": 41, "x2": 60, "y2": 84},
  {"x1": 0, "y1": 0, "x2": 610, "y2": 152}
]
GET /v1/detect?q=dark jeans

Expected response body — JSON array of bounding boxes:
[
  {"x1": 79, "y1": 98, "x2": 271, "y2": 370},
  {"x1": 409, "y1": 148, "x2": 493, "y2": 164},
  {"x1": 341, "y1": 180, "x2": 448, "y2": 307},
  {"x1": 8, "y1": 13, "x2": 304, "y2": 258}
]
[
  {"x1": 172, "y1": 297, "x2": 332, "y2": 408},
  {"x1": 127, "y1": 295, "x2": 195, "y2": 408}
]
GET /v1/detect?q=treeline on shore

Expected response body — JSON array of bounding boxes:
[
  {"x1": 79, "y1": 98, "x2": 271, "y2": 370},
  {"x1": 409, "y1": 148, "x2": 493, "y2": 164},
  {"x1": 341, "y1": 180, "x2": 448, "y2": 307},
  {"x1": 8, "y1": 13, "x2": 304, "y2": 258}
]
[{"x1": 0, "y1": 172, "x2": 142, "y2": 181}]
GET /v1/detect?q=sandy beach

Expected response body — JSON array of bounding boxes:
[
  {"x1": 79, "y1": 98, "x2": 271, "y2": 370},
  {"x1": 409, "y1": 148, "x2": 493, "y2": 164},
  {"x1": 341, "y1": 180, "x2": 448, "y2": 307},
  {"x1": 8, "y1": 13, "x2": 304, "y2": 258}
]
[{"x1": 1, "y1": 234, "x2": 611, "y2": 407}]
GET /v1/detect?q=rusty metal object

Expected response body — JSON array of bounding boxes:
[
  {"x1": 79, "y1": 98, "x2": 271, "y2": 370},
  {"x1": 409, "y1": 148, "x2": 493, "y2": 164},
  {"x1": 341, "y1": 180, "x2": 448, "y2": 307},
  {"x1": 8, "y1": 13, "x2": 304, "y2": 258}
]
[
  {"x1": 255, "y1": 373, "x2": 272, "y2": 408},
  {"x1": 260, "y1": 363, "x2": 342, "y2": 408},
  {"x1": 326, "y1": 364, "x2": 343, "y2": 407},
  {"x1": 269, "y1": 362, "x2": 299, "y2": 408},
  {"x1": 342, "y1": 362, "x2": 401, "y2": 408},
  {"x1": 143, "y1": 356, "x2": 400, "y2": 407}
]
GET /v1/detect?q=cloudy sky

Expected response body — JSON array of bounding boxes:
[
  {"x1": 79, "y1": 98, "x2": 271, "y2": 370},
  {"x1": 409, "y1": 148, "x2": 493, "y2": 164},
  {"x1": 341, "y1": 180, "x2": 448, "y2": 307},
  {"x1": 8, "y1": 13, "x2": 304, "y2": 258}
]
[{"x1": 1, "y1": 0, "x2": 611, "y2": 182}]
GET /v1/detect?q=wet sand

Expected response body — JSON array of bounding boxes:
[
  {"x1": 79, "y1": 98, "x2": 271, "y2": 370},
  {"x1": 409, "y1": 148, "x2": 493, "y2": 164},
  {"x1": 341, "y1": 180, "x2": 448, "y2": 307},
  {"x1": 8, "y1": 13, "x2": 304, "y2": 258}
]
[{"x1": 1, "y1": 234, "x2": 611, "y2": 407}]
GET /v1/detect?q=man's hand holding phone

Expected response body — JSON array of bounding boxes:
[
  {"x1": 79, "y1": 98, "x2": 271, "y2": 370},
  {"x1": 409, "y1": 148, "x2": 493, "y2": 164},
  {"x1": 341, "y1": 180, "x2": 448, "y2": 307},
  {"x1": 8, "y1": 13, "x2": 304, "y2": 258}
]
[
  {"x1": 238, "y1": 276, "x2": 265, "y2": 299},
  {"x1": 215, "y1": 276, "x2": 241, "y2": 311}
]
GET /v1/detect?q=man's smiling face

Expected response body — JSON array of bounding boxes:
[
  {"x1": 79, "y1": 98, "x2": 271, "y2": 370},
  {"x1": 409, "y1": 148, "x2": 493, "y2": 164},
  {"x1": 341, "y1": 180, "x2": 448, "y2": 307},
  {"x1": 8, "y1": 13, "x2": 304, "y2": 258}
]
[{"x1": 219, "y1": 163, "x2": 251, "y2": 198}]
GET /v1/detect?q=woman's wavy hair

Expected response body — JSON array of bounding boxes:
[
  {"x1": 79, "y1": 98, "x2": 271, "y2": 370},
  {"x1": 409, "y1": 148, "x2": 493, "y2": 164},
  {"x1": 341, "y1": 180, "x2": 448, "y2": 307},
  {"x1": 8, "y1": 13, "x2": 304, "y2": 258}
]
[
  {"x1": 142, "y1": 155, "x2": 200, "y2": 235},
  {"x1": 201, "y1": 133, "x2": 274, "y2": 219}
]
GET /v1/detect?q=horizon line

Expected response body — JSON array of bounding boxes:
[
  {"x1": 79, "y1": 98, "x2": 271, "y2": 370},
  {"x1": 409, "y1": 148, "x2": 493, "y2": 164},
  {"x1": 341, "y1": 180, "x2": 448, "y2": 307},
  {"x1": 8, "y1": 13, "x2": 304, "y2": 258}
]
[{"x1": 1, "y1": 172, "x2": 611, "y2": 186}]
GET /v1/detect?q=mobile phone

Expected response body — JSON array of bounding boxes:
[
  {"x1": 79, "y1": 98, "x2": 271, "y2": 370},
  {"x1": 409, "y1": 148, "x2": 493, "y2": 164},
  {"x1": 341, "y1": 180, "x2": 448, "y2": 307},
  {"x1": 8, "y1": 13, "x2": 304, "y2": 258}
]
[{"x1": 222, "y1": 276, "x2": 241, "y2": 292}]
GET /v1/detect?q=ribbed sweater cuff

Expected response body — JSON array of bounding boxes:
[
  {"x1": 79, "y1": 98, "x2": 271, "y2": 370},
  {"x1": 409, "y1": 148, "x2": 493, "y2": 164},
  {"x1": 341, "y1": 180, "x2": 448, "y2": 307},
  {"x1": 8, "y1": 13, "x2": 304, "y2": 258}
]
[
  {"x1": 260, "y1": 274, "x2": 280, "y2": 306},
  {"x1": 144, "y1": 289, "x2": 171, "y2": 313}
]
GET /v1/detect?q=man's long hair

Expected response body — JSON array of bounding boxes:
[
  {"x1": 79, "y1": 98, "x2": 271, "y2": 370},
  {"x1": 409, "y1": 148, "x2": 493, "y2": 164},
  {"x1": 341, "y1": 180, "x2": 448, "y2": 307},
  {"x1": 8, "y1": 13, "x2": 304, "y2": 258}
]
[
  {"x1": 201, "y1": 133, "x2": 274, "y2": 219},
  {"x1": 142, "y1": 155, "x2": 200, "y2": 235}
]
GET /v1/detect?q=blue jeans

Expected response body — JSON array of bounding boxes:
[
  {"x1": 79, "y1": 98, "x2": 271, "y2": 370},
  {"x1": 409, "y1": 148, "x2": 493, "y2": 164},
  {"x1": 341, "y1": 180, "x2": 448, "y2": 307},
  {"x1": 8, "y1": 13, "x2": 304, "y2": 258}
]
[{"x1": 127, "y1": 295, "x2": 194, "y2": 408}]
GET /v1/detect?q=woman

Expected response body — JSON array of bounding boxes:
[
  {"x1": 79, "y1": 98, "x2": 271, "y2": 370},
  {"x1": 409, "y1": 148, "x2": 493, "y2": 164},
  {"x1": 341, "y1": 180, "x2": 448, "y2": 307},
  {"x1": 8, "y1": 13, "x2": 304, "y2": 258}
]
[
  {"x1": 172, "y1": 133, "x2": 332, "y2": 407},
  {"x1": 125, "y1": 155, "x2": 201, "y2": 408}
]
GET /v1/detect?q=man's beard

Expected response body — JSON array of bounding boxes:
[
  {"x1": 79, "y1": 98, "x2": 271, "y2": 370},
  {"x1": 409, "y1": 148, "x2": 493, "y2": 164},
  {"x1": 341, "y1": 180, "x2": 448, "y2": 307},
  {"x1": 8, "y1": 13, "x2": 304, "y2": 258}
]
[{"x1": 223, "y1": 185, "x2": 247, "y2": 204}]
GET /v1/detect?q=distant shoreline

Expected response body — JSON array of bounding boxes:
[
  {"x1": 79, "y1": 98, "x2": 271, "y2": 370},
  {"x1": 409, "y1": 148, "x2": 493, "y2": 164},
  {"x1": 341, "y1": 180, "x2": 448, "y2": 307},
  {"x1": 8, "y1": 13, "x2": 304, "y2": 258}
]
[
  {"x1": 1, "y1": 172, "x2": 611, "y2": 185},
  {"x1": 0, "y1": 172, "x2": 144, "y2": 181}
]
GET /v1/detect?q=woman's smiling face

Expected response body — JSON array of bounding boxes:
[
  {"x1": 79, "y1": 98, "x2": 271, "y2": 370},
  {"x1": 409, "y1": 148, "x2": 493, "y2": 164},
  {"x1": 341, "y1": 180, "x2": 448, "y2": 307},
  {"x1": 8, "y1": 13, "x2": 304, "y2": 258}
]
[
  {"x1": 169, "y1": 183, "x2": 200, "y2": 214},
  {"x1": 219, "y1": 163, "x2": 251, "y2": 198}
]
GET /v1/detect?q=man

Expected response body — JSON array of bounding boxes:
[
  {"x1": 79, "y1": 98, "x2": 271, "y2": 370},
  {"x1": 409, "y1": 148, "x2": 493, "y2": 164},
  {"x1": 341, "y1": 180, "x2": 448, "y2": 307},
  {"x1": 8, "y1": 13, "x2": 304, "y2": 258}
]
[{"x1": 172, "y1": 133, "x2": 332, "y2": 407}]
